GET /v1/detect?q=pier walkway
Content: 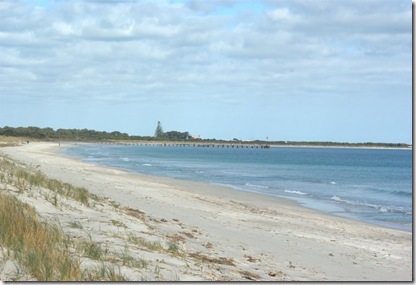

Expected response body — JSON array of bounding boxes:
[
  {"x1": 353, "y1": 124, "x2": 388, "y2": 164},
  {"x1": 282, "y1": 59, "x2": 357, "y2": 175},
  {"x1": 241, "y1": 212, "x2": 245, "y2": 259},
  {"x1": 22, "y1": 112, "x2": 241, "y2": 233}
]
[{"x1": 99, "y1": 141, "x2": 270, "y2": 149}]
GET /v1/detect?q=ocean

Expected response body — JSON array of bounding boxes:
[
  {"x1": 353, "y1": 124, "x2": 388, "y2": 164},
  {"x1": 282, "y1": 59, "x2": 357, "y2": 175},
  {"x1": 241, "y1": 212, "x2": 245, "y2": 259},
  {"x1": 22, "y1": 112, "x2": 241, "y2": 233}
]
[{"x1": 64, "y1": 144, "x2": 412, "y2": 232}]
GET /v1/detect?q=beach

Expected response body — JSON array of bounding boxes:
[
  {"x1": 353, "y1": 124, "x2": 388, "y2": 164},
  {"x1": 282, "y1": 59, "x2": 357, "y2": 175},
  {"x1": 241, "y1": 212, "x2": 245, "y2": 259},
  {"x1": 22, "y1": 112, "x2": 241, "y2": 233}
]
[{"x1": 0, "y1": 142, "x2": 412, "y2": 281}]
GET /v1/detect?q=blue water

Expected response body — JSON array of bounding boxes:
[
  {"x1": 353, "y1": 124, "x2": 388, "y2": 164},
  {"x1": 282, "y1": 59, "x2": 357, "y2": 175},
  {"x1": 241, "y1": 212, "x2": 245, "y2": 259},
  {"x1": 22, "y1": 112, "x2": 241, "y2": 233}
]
[{"x1": 65, "y1": 144, "x2": 412, "y2": 232}]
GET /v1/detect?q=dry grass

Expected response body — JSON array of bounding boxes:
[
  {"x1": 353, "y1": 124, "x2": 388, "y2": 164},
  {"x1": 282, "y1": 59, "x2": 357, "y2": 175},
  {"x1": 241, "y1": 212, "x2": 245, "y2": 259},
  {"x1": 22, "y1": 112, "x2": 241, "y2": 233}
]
[
  {"x1": 189, "y1": 252, "x2": 235, "y2": 266},
  {"x1": 0, "y1": 193, "x2": 82, "y2": 280},
  {"x1": 123, "y1": 207, "x2": 146, "y2": 221},
  {"x1": 238, "y1": 270, "x2": 262, "y2": 281},
  {"x1": 0, "y1": 192, "x2": 133, "y2": 281},
  {"x1": 127, "y1": 234, "x2": 165, "y2": 253},
  {"x1": 110, "y1": 219, "x2": 127, "y2": 229},
  {"x1": 0, "y1": 136, "x2": 36, "y2": 147},
  {"x1": 0, "y1": 154, "x2": 129, "y2": 281},
  {"x1": 0, "y1": 156, "x2": 100, "y2": 206},
  {"x1": 123, "y1": 207, "x2": 156, "y2": 230}
]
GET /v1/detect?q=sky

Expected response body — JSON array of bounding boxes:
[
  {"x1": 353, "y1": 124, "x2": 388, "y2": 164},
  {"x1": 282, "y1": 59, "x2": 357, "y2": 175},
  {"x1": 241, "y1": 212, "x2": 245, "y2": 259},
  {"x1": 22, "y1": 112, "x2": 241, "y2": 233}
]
[{"x1": 0, "y1": 0, "x2": 412, "y2": 143}]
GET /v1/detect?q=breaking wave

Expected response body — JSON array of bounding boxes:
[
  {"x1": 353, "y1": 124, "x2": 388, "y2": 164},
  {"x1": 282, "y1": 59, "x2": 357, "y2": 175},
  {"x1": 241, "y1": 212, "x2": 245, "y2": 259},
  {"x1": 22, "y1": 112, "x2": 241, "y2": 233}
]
[
  {"x1": 284, "y1": 190, "x2": 307, "y2": 195},
  {"x1": 331, "y1": 196, "x2": 411, "y2": 215},
  {"x1": 245, "y1": 183, "x2": 270, "y2": 189}
]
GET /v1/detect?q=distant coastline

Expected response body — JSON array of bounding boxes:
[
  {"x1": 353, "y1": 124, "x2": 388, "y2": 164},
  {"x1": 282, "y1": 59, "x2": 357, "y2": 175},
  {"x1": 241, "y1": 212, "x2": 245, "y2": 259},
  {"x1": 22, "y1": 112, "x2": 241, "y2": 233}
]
[
  {"x1": 78, "y1": 140, "x2": 413, "y2": 150},
  {"x1": 0, "y1": 126, "x2": 411, "y2": 149}
]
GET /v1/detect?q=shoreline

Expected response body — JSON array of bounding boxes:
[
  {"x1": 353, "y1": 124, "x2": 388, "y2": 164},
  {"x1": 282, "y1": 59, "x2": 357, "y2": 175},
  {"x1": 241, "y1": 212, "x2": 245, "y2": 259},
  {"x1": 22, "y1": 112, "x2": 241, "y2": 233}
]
[
  {"x1": 58, "y1": 143, "x2": 304, "y2": 207},
  {"x1": 62, "y1": 141, "x2": 411, "y2": 232},
  {"x1": 0, "y1": 142, "x2": 412, "y2": 281}
]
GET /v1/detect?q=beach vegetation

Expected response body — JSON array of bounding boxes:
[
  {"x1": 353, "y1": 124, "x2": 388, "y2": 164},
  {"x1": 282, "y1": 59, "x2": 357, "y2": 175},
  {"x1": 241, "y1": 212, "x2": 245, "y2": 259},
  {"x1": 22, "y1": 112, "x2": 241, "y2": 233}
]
[
  {"x1": 123, "y1": 207, "x2": 146, "y2": 221},
  {"x1": 238, "y1": 270, "x2": 261, "y2": 281},
  {"x1": 127, "y1": 234, "x2": 165, "y2": 253},
  {"x1": 78, "y1": 239, "x2": 107, "y2": 260},
  {"x1": 68, "y1": 221, "x2": 83, "y2": 229},
  {"x1": 0, "y1": 155, "x2": 142, "y2": 281},
  {"x1": 188, "y1": 252, "x2": 235, "y2": 267},
  {"x1": 80, "y1": 263, "x2": 126, "y2": 281},
  {"x1": 0, "y1": 191, "x2": 133, "y2": 281},
  {"x1": 168, "y1": 243, "x2": 181, "y2": 256},
  {"x1": 0, "y1": 192, "x2": 82, "y2": 280},
  {"x1": 109, "y1": 200, "x2": 120, "y2": 208},
  {"x1": 0, "y1": 156, "x2": 100, "y2": 206},
  {"x1": 118, "y1": 244, "x2": 148, "y2": 269},
  {"x1": 110, "y1": 219, "x2": 127, "y2": 229}
]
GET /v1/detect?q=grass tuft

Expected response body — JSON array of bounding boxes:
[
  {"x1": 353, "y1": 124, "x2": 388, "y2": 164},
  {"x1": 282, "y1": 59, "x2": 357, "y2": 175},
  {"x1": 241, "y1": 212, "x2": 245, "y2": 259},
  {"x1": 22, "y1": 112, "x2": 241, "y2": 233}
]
[
  {"x1": 68, "y1": 221, "x2": 83, "y2": 229},
  {"x1": 0, "y1": 193, "x2": 82, "y2": 281},
  {"x1": 78, "y1": 239, "x2": 107, "y2": 261}
]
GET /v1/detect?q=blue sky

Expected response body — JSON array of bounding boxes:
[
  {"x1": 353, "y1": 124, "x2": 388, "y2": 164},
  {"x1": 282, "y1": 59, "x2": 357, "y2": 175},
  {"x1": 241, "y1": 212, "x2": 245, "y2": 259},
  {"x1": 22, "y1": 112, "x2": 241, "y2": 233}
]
[{"x1": 0, "y1": 0, "x2": 412, "y2": 143}]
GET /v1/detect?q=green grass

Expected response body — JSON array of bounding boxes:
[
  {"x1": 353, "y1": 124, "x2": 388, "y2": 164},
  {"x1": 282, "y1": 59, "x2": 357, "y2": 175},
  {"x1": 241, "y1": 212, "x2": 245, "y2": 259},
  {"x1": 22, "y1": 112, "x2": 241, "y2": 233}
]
[
  {"x1": 119, "y1": 244, "x2": 148, "y2": 269},
  {"x1": 68, "y1": 221, "x2": 83, "y2": 229},
  {"x1": 79, "y1": 240, "x2": 106, "y2": 260}
]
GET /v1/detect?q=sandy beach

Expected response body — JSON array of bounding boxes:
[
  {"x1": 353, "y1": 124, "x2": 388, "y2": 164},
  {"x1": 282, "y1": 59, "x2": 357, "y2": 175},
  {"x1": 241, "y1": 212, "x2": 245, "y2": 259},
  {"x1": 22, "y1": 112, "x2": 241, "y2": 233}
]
[{"x1": 0, "y1": 142, "x2": 412, "y2": 281}]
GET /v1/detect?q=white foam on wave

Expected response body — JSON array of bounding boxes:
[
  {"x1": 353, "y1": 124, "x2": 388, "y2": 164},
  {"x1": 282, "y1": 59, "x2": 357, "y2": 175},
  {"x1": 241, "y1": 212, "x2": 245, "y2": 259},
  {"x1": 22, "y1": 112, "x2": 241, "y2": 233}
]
[
  {"x1": 245, "y1": 183, "x2": 269, "y2": 189},
  {"x1": 284, "y1": 190, "x2": 307, "y2": 195},
  {"x1": 331, "y1": 196, "x2": 410, "y2": 214},
  {"x1": 212, "y1": 183, "x2": 244, "y2": 191},
  {"x1": 142, "y1": 163, "x2": 152, "y2": 167},
  {"x1": 331, "y1": 195, "x2": 377, "y2": 208},
  {"x1": 329, "y1": 181, "x2": 336, "y2": 185}
]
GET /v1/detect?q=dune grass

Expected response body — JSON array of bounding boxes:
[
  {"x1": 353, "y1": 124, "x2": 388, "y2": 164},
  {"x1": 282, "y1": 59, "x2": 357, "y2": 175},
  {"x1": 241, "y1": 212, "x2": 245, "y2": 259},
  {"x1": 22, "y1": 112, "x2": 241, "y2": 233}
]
[
  {"x1": 0, "y1": 155, "x2": 100, "y2": 206},
  {"x1": 0, "y1": 193, "x2": 82, "y2": 280},
  {"x1": 0, "y1": 155, "x2": 129, "y2": 281},
  {"x1": 0, "y1": 148, "x2": 238, "y2": 281}
]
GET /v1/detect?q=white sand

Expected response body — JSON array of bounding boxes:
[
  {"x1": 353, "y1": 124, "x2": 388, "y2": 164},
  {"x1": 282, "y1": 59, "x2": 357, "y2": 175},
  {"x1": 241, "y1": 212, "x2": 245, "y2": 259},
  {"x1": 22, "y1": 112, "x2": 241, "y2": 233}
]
[{"x1": 0, "y1": 142, "x2": 412, "y2": 281}]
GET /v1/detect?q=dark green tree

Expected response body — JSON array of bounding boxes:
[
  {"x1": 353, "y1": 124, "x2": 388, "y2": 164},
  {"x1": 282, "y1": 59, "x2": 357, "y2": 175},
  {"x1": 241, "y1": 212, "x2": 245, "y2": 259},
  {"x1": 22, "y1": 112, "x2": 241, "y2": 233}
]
[
  {"x1": 164, "y1": 131, "x2": 191, "y2": 140},
  {"x1": 154, "y1": 121, "x2": 164, "y2": 138}
]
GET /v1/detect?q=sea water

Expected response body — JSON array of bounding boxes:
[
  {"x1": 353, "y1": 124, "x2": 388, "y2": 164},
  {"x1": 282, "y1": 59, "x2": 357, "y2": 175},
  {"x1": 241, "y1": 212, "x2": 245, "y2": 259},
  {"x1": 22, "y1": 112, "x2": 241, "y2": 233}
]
[{"x1": 65, "y1": 144, "x2": 412, "y2": 232}]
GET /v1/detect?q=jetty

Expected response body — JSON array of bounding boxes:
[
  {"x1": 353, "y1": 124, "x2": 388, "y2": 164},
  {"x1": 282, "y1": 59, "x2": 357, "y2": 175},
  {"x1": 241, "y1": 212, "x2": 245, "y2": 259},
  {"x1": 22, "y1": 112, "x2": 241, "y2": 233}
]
[{"x1": 99, "y1": 141, "x2": 271, "y2": 149}]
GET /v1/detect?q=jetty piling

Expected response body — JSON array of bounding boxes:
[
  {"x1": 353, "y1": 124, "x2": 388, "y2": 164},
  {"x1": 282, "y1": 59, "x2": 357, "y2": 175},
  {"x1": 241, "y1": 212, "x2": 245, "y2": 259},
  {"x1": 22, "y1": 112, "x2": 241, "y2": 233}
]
[{"x1": 99, "y1": 141, "x2": 270, "y2": 149}]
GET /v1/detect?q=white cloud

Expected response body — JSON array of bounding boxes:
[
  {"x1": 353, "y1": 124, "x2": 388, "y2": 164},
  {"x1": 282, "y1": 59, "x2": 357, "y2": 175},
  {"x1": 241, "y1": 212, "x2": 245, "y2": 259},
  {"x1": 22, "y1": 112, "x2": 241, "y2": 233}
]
[
  {"x1": 0, "y1": 0, "x2": 411, "y2": 141},
  {"x1": 267, "y1": 7, "x2": 299, "y2": 22}
]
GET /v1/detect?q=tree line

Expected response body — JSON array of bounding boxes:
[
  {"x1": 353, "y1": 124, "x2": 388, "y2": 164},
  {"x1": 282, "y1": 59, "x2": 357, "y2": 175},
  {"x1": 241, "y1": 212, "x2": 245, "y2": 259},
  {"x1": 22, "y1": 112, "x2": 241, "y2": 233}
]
[
  {"x1": 0, "y1": 125, "x2": 192, "y2": 142},
  {"x1": 0, "y1": 125, "x2": 410, "y2": 148},
  {"x1": 0, "y1": 126, "x2": 132, "y2": 141}
]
